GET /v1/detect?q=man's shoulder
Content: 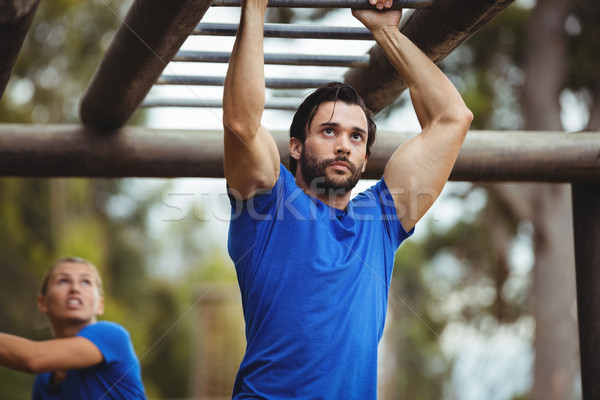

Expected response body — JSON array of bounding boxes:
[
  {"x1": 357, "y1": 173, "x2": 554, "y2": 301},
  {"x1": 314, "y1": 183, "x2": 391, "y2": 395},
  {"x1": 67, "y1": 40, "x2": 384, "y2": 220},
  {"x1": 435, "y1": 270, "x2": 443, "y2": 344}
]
[{"x1": 351, "y1": 179, "x2": 389, "y2": 203}]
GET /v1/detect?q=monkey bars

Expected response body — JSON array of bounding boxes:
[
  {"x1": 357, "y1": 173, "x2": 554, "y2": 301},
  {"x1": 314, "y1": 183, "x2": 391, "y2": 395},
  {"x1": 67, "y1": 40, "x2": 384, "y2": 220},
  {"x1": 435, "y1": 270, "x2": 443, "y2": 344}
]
[{"x1": 77, "y1": 0, "x2": 514, "y2": 130}]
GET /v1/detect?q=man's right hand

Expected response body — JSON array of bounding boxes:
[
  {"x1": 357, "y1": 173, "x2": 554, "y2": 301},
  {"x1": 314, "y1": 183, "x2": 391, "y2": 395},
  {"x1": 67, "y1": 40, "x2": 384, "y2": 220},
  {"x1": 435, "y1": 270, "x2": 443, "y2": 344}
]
[{"x1": 243, "y1": 0, "x2": 269, "y2": 12}]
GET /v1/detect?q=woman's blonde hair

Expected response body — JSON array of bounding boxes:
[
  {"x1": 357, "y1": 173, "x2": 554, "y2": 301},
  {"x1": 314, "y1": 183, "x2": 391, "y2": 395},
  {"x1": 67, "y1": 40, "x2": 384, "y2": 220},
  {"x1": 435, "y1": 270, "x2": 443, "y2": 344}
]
[{"x1": 39, "y1": 256, "x2": 104, "y2": 296}]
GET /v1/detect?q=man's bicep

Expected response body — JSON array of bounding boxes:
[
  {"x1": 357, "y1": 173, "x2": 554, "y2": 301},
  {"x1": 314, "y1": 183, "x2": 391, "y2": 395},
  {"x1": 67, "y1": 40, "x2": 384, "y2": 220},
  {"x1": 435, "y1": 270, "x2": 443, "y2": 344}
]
[
  {"x1": 224, "y1": 125, "x2": 280, "y2": 200},
  {"x1": 383, "y1": 134, "x2": 451, "y2": 231}
]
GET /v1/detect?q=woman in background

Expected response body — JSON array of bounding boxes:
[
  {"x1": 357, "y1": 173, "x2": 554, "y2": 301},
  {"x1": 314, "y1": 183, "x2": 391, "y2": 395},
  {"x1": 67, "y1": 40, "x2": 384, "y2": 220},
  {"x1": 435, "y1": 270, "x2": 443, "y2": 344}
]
[{"x1": 0, "y1": 256, "x2": 146, "y2": 399}]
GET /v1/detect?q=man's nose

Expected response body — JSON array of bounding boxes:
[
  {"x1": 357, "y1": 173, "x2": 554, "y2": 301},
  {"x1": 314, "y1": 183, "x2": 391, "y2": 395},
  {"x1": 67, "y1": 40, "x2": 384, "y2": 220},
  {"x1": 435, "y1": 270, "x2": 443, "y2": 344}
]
[{"x1": 335, "y1": 135, "x2": 351, "y2": 156}]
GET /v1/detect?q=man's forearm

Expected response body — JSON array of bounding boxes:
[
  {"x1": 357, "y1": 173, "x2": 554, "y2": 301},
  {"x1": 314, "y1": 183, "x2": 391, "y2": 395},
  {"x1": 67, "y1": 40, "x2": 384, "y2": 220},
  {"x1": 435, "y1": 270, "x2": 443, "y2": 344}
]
[
  {"x1": 372, "y1": 26, "x2": 471, "y2": 128},
  {"x1": 223, "y1": 0, "x2": 268, "y2": 136},
  {"x1": 222, "y1": 0, "x2": 281, "y2": 199}
]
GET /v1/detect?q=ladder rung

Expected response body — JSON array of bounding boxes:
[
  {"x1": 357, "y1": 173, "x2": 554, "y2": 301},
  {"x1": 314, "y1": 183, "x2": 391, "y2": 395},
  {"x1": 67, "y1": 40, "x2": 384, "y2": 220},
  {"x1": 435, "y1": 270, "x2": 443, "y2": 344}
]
[
  {"x1": 157, "y1": 75, "x2": 331, "y2": 89},
  {"x1": 211, "y1": 0, "x2": 432, "y2": 9},
  {"x1": 172, "y1": 51, "x2": 369, "y2": 67},
  {"x1": 194, "y1": 23, "x2": 373, "y2": 40},
  {"x1": 142, "y1": 98, "x2": 300, "y2": 110}
]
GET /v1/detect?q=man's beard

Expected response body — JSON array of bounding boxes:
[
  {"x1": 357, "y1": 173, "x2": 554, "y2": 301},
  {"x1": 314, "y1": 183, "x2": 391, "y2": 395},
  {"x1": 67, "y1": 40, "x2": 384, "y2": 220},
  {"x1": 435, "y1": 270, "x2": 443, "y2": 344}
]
[{"x1": 299, "y1": 149, "x2": 364, "y2": 195}]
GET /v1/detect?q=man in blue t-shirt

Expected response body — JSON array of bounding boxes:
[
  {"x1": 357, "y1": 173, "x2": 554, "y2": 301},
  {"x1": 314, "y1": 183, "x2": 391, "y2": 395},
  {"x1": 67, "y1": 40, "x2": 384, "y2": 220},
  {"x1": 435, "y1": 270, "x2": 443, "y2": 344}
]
[
  {"x1": 0, "y1": 256, "x2": 146, "y2": 399},
  {"x1": 222, "y1": 0, "x2": 473, "y2": 398}
]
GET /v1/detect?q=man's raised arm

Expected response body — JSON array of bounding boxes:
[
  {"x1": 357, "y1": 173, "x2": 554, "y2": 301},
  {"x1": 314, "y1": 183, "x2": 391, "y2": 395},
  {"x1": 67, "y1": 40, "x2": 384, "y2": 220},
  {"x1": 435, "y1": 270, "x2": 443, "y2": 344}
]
[
  {"x1": 353, "y1": 5, "x2": 473, "y2": 232},
  {"x1": 223, "y1": 0, "x2": 280, "y2": 200}
]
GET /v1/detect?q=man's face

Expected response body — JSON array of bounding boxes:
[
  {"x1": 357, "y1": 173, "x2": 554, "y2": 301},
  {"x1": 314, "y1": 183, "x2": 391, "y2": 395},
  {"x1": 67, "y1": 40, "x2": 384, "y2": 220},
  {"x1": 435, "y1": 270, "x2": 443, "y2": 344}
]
[
  {"x1": 37, "y1": 262, "x2": 104, "y2": 325},
  {"x1": 297, "y1": 101, "x2": 368, "y2": 194}
]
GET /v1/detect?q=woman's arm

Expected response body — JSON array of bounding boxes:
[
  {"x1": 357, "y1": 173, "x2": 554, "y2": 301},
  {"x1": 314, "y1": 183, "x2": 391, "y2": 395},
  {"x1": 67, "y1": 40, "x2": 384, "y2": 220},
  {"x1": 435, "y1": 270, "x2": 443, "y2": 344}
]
[{"x1": 0, "y1": 333, "x2": 103, "y2": 374}]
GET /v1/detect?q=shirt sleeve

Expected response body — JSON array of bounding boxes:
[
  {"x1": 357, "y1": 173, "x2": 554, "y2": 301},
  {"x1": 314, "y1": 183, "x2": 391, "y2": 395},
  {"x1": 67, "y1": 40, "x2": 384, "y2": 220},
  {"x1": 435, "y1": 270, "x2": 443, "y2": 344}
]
[
  {"x1": 228, "y1": 164, "x2": 290, "y2": 220},
  {"x1": 77, "y1": 321, "x2": 133, "y2": 365},
  {"x1": 361, "y1": 178, "x2": 414, "y2": 247}
]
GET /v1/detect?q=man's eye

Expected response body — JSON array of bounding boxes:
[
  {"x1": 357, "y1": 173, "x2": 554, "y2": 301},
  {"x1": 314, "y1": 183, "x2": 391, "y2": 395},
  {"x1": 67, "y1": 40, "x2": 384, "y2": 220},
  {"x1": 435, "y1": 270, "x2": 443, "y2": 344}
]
[
  {"x1": 323, "y1": 128, "x2": 334, "y2": 136},
  {"x1": 352, "y1": 133, "x2": 363, "y2": 141}
]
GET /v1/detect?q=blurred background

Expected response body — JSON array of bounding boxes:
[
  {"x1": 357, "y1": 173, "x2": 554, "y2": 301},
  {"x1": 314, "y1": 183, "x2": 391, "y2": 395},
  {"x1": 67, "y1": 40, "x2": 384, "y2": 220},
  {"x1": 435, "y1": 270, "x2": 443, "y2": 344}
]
[{"x1": 1, "y1": 0, "x2": 598, "y2": 398}]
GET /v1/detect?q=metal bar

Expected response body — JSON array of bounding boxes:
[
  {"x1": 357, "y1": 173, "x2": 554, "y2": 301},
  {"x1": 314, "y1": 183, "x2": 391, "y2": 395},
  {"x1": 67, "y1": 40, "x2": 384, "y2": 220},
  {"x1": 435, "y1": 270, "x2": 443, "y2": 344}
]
[
  {"x1": 212, "y1": 0, "x2": 432, "y2": 9},
  {"x1": 344, "y1": 0, "x2": 517, "y2": 114},
  {"x1": 142, "y1": 98, "x2": 300, "y2": 110},
  {"x1": 0, "y1": 0, "x2": 41, "y2": 99},
  {"x1": 157, "y1": 75, "x2": 331, "y2": 89},
  {"x1": 1, "y1": 124, "x2": 600, "y2": 182},
  {"x1": 572, "y1": 183, "x2": 600, "y2": 400},
  {"x1": 193, "y1": 22, "x2": 373, "y2": 40},
  {"x1": 79, "y1": 0, "x2": 214, "y2": 131},
  {"x1": 173, "y1": 51, "x2": 370, "y2": 67},
  {"x1": 374, "y1": 130, "x2": 600, "y2": 183}
]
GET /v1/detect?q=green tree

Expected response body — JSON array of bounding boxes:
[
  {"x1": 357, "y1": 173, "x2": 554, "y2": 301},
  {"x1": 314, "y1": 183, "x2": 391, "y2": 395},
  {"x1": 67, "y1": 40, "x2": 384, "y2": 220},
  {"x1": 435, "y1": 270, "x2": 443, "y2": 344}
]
[
  {"x1": 396, "y1": 0, "x2": 600, "y2": 398},
  {"x1": 0, "y1": 0, "x2": 196, "y2": 397}
]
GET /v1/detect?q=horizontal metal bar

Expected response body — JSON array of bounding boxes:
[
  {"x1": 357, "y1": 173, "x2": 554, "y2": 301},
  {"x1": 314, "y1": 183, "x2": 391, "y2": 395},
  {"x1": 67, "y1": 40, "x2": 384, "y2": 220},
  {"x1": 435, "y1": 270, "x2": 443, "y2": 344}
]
[
  {"x1": 193, "y1": 22, "x2": 373, "y2": 40},
  {"x1": 1, "y1": 124, "x2": 599, "y2": 182},
  {"x1": 142, "y1": 98, "x2": 300, "y2": 110},
  {"x1": 157, "y1": 75, "x2": 331, "y2": 89},
  {"x1": 212, "y1": 0, "x2": 432, "y2": 9},
  {"x1": 172, "y1": 51, "x2": 369, "y2": 67}
]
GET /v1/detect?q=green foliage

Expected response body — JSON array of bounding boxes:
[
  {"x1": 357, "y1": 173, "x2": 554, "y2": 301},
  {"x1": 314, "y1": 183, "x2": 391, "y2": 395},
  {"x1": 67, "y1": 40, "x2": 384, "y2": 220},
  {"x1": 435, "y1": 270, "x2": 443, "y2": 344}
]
[
  {"x1": 565, "y1": 1, "x2": 600, "y2": 91},
  {"x1": 0, "y1": 180, "x2": 54, "y2": 399},
  {"x1": 0, "y1": 0, "x2": 146, "y2": 125},
  {"x1": 388, "y1": 240, "x2": 451, "y2": 399},
  {"x1": 0, "y1": 369, "x2": 35, "y2": 400},
  {"x1": 137, "y1": 280, "x2": 193, "y2": 397},
  {"x1": 0, "y1": 1, "x2": 199, "y2": 395},
  {"x1": 0, "y1": 176, "x2": 203, "y2": 398},
  {"x1": 440, "y1": 4, "x2": 531, "y2": 130}
]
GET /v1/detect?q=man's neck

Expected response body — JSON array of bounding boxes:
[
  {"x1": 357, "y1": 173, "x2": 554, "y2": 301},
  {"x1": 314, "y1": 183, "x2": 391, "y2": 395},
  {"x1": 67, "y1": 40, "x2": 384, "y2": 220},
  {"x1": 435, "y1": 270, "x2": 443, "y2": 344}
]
[{"x1": 295, "y1": 177, "x2": 353, "y2": 210}]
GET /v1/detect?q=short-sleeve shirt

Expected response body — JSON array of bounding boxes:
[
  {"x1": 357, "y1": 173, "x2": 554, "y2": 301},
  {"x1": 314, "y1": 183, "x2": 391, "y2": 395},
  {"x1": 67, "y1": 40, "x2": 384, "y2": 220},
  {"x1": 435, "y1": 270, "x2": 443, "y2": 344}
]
[
  {"x1": 228, "y1": 165, "x2": 412, "y2": 399},
  {"x1": 32, "y1": 321, "x2": 146, "y2": 400}
]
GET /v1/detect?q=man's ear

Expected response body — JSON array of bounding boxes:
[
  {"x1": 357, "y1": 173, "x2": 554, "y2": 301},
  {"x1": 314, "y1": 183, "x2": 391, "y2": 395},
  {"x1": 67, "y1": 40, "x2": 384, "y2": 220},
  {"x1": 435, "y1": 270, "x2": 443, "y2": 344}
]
[
  {"x1": 36, "y1": 294, "x2": 49, "y2": 314},
  {"x1": 361, "y1": 155, "x2": 368, "y2": 173},
  {"x1": 289, "y1": 138, "x2": 302, "y2": 161}
]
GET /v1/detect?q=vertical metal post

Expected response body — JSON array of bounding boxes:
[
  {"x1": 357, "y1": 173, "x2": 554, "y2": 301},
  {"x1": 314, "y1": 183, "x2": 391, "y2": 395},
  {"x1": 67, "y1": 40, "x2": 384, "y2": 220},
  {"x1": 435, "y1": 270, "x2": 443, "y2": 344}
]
[{"x1": 572, "y1": 183, "x2": 600, "y2": 400}]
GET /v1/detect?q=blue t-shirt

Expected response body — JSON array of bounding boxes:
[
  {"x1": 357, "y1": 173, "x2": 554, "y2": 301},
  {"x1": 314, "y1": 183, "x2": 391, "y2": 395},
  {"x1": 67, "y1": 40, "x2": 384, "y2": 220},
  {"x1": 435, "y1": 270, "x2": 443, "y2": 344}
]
[
  {"x1": 32, "y1": 321, "x2": 146, "y2": 400},
  {"x1": 228, "y1": 165, "x2": 412, "y2": 399}
]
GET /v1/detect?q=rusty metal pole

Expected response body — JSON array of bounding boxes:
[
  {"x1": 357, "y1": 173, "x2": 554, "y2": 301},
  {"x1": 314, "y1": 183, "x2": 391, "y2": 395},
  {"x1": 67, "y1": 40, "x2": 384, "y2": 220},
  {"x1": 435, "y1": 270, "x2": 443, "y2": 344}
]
[
  {"x1": 1, "y1": 125, "x2": 600, "y2": 180},
  {"x1": 0, "y1": 0, "x2": 40, "y2": 99},
  {"x1": 344, "y1": 0, "x2": 516, "y2": 113},
  {"x1": 572, "y1": 186, "x2": 600, "y2": 400},
  {"x1": 79, "y1": 0, "x2": 214, "y2": 131}
]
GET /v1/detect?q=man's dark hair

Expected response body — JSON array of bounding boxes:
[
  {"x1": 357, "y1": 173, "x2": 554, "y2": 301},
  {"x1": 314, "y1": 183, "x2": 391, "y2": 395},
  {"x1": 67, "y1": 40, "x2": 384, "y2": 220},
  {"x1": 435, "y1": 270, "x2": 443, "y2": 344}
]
[{"x1": 289, "y1": 82, "x2": 377, "y2": 175}]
